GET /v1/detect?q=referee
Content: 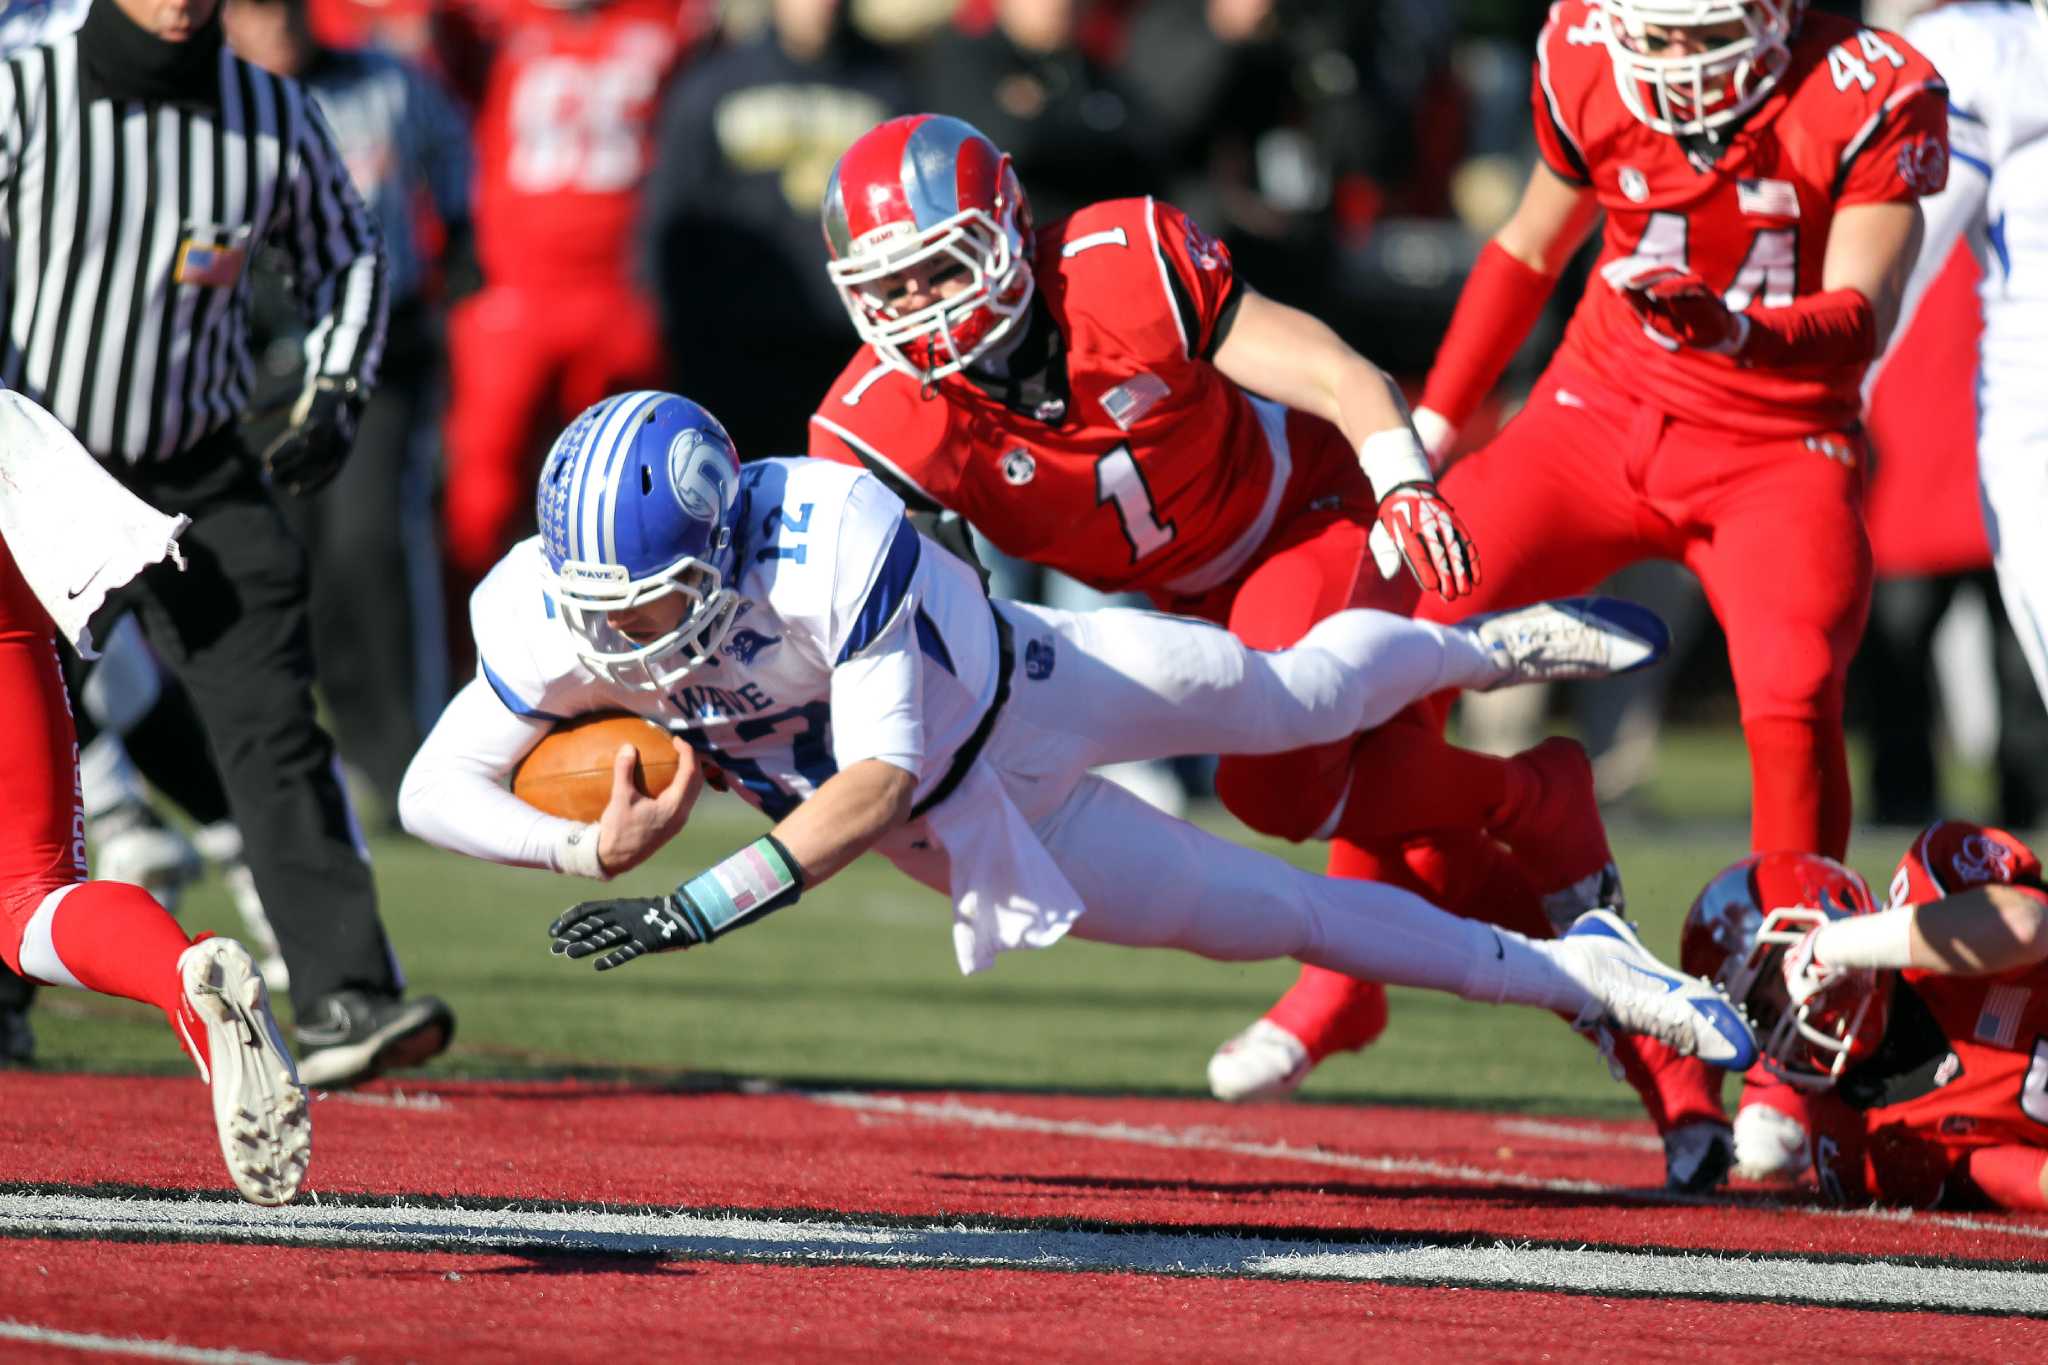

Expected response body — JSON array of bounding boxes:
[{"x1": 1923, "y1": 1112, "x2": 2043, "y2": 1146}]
[{"x1": 0, "y1": 0, "x2": 452, "y2": 1087}]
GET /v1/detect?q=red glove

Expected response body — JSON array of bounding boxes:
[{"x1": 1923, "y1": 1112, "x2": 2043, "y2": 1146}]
[
  {"x1": 1373, "y1": 483, "x2": 1479, "y2": 600},
  {"x1": 1607, "y1": 263, "x2": 1750, "y2": 355}
]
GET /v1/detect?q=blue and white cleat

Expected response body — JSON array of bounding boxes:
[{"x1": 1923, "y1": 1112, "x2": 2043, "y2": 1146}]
[
  {"x1": 1558, "y1": 909, "x2": 1759, "y2": 1071},
  {"x1": 1465, "y1": 596, "x2": 1671, "y2": 690}
]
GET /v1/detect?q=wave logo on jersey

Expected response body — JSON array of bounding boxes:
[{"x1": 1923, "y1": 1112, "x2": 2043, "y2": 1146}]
[
  {"x1": 723, "y1": 628, "x2": 781, "y2": 665},
  {"x1": 1897, "y1": 136, "x2": 1949, "y2": 197},
  {"x1": 1182, "y1": 219, "x2": 1227, "y2": 272},
  {"x1": 1024, "y1": 636, "x2": 1056, "y2": 680}
]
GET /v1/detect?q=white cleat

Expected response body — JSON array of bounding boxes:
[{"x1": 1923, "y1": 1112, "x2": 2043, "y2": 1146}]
[
  {"x1": 1733, "y1": 1101, "x2": 1811, "y2": 1183},
  {"x1": 1557, "y1": 910, "x2": 1759, "y2": 1070},
  {"x1": 1466, "y1": 596, "x2": 1671, "y2": 690},
  {"x1": 1664, "y1": 1119, "x2": 1735, "y2": 1193},
  {"x1": 1207, "y1": 1018, "x2": 1311, "y2": 1102},
  {"x1": 178, "y1": 938, "x2": 311, "y2": 1206}
]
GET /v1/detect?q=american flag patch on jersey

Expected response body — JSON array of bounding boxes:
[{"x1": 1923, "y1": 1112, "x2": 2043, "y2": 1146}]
[
  {"x1": 1737, "y1": 178, "x2": 1800, "y2": 218},
  {"x1": 1975, "y1": 983, "x2": 2030, "y2": 1048},
  {"x1": 1101, "y1": 373, "x2": 1170, "y2": 430},
  {"x1": 174, "y1": 239, "x2": 248, "y2": 288}
]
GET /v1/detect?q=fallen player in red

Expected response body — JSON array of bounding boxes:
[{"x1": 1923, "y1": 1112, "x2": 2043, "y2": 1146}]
[{"x1": 1683, "y1": 822, "x2": 2048, "y2": 1211}]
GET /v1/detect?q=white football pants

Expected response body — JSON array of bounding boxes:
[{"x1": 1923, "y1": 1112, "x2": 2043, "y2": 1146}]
[{"x1": 881, "y1": 601, "x2": 1589, "y2": 1011}]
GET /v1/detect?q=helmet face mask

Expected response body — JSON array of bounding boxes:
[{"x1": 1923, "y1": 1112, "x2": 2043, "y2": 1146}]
[
  {"x1": 823, "y1": 115, "x2": 1036, "y2": 385},
  {"x1": 537, "y1": 392, "x2": 744, "y2": 695},
  {"x1": 1599, "y1": 0, "x2": 1805, "y2": 139},
  {"x1": 1681, "y1": 851, "x2": 1888, "y2": 1091}
]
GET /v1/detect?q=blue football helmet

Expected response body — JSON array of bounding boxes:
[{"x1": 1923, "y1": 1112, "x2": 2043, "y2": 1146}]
[{"x1": 536, "y1": 391, "x2": 743, "y2": 693}]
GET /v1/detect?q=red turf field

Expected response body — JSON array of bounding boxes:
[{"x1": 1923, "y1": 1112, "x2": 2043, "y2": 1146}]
[{"x1": 2, "y1": 1074, "x2": 2045, "y2": 1361}]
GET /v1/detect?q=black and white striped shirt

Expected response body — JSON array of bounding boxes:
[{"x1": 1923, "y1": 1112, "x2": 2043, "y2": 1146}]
[{"x1": 0, "y1": 32, "x2": 386, "y2": 464}]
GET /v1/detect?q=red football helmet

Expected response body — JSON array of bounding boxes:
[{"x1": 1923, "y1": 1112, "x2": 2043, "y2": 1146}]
[
  {"x1": 1681, "y1": 850, "x2": 1889, "y2": 1090},
  {"x1": 1599, "y1": 0, "x2": 1808, "y2": 139},
  {"x1": 1887, "y1": 820, "x2": 2044, "y2": 909},
  {"x1": 821, "y1": 114, "x2": 1035, "y2": 384}
]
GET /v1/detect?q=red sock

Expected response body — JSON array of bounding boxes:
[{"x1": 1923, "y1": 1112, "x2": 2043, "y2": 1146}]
[
  {"x1": 1333, "y1": 720, "x2": 1511, "y2": 844},
  {"x1": 1744, "y1": 715, "x2": 1851, "y2": 858},
  {"x1": 1603, "y1": 1035, "x2": 1727, "y2": 1133},
  {"x1": 44, "y1": 881, "x2": 191, "y2": 1016}
]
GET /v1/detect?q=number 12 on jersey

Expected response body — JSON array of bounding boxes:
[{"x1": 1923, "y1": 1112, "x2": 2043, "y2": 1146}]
[{"x1": 1096, "y1": 446, "x2": 1176, "y2": 563}]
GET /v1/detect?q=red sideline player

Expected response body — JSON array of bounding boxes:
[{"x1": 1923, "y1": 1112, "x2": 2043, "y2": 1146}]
[
  {"x1": 1689, "y1": 825, "x2": 2048, "y2": 1212},
  {"x1": 1, "y1": 515, "x2": 308, "y2": 1205},
  {"x1": 437, "y1": 0, "x2": 709, "y2": 591},
  {"x1": 1227, "y1": 0, "x2": 1950, "y2": 1187},
  {"x1": 808, "y1": 114, "x2": 1660, "y2": 1111}
]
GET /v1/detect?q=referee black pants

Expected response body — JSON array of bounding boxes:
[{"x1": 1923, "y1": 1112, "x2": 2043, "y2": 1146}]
[{"x1": 100, "y1": 427, "x2": 402, "y2": 1018}]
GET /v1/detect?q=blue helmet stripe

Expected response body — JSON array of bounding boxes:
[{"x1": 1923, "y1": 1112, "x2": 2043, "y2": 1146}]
[{"x1": 591, "y1": 390, "x2": 663, "y2": 565}]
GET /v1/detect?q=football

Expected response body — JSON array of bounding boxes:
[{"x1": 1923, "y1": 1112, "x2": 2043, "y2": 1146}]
[{"x1": 512, "y1": 712, "x2": 684, "y2": 822}]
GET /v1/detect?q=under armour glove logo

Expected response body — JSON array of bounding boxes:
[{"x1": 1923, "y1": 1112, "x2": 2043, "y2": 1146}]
[
  {"x1": 549, "y1": 893, "x2": 703, "y2": 971},
  {"x1": 1371, "y1": 482, "x2": 1479, "y2": 600},
  {"x1": 260, "y1": 375, "x2": 365, "y2": 497}
]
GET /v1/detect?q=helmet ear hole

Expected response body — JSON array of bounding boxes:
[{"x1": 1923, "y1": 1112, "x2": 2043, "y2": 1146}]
[{"x1": 642, "y1": 466, "x2": 654, "y2": 496}]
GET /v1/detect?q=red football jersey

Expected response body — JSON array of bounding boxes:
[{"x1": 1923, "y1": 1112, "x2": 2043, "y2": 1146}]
[
  {"x1": 1533, "y1": 3, "x2": 1948, "y2": 435},
  {"x1": 458, "y1": 0, "x2": 706, "y2": 290},
  {"x1": 808, "y1": 198, "x2": 1360, "y2": 601}
]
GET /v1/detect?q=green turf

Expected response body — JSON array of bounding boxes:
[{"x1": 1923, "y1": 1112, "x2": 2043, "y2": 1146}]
[{"x1": 24, "y1": 726, "x2": 1998, "y2": 1117}]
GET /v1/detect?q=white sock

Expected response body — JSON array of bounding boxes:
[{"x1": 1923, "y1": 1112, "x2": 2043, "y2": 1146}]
[{"x1": 1458, "y1": 926, "x2": 1594, "y2": 1016}]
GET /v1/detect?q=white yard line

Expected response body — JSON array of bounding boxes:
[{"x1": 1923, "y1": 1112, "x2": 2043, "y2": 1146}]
[
  {"x1": 800, "y1": 1090, "x2": 2048, "y2": 1243},
  {"x1": 0, "y1": 1193, "x2": 2039, "y2": 1316},
  {"x1": 0, "y1": 1320, "x2": 322, "y2": 1365}
]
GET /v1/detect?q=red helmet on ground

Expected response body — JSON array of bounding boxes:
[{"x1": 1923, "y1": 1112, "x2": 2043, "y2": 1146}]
[
  {"x1": 1886, "y1": 820, "x2": 2044, "y2": 910},
  {"x1": 821, "y1": 114, "x2": 1035, "y2": 385},
  {"x1": 1680, "y1": 850, "x2": 1889, "y2": 1090}
]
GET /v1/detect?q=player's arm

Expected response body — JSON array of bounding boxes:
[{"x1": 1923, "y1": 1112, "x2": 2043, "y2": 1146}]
[
  {"x1": 1787, "y1": 885, "x2": 2048, "y2": 994},
  {"x1": 1212, "y1": 289, "x2": 1480, "y2": 599},
  {"x1": 1415, "y1": 163, "x2": 1598, "y2": 454},
  {"x1": 399, "y1": 676, "x2": 699, "y2": 879}
]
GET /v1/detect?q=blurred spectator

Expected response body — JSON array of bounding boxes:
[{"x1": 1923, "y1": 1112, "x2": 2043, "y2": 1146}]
[
  {"x1": 229, "y1": 0, "x2": 471, "y2": 820},
  {"x1": 435, "y1": 0, "x2": 711, "y2": 598},
  {"x1": 917, "y1": 0, "x2": 1161, "y2": 222},
  {"x1": 643, "y1": 0, "x2": 910, "y2": 456}
]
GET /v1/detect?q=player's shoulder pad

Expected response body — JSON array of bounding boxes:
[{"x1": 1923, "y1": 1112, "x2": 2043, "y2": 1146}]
[
  {"x1": 1048, "y1": 196, "x2": 1231, "y2": 361},
  {"x1": 1783, "y1": 12, "x2": 1946, "y2": 128},
  {"x1": 1532, "y1": 5, "x2": 1612, "y2": 127},
  {"x1": 469, "y1": 537, "x2": 597, "y2": 723},
  {"x1": 809, "y1": 353, "x2": 952, "y2": 514},
  {"x1": 739, "y1": 457, "x2": 913, "y2": 664}
]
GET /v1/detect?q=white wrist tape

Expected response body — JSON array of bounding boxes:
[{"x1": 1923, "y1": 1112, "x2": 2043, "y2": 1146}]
[
  {"x1": 1409, "y1": 407, "x2": 1455, "y2": 468},
  {"x1": 1358, "y1": 426, "x2": 1434, "y2": 502},
  {"x1": 553, "y1": 821, "x2": 609, "y2": 881},
  {"x1": 1811, "y1": 906, "x2": 1915, "y2": 971}
]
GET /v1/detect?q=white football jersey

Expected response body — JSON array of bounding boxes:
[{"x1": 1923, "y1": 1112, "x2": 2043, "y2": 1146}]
[
  {"x1": 1902, "y1": 2, "x2": 2048, "y2": 411},
  {"x1": 471, "y1": 458, "x2": 1000, "y2": 818}
]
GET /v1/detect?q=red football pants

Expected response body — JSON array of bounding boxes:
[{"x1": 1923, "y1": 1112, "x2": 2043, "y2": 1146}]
[
  {"x1": 0, "y1": 539, "x2": 188, "y2": 1015},
  {"x1": 1417, "y1": 362, "x2": 1873, "y2": 858},
  {"x1": 442, "y1": 282, "x2": 668, "y2": 587}
]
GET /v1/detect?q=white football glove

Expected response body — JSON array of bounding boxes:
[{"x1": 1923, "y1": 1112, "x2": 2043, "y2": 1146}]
[{"x1": 1733, "y1": 1100, "x2": 1811, "y2": 1183}]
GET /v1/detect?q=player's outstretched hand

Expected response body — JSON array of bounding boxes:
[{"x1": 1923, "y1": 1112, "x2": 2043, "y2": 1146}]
[
  {"x1": 1373, "y1": 482, "x2": 1479, "y2": 600},
  {"x1": 1607, "y1": 263, "x2": 1749, "y2": 355},
  {"x1": 260, "y1": 376, "x2": 365, "y2": 497},
  {"x1": 549, "y1": 894, "x2": 703, "y2": 971},
  {"x1": 596, "y1": 738, "x2": 701, "y2": 876}
]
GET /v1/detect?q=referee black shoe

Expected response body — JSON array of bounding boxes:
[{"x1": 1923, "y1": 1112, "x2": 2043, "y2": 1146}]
[{"x1": 294, "y1": 991, "x2": 455, "y2": 1090}]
